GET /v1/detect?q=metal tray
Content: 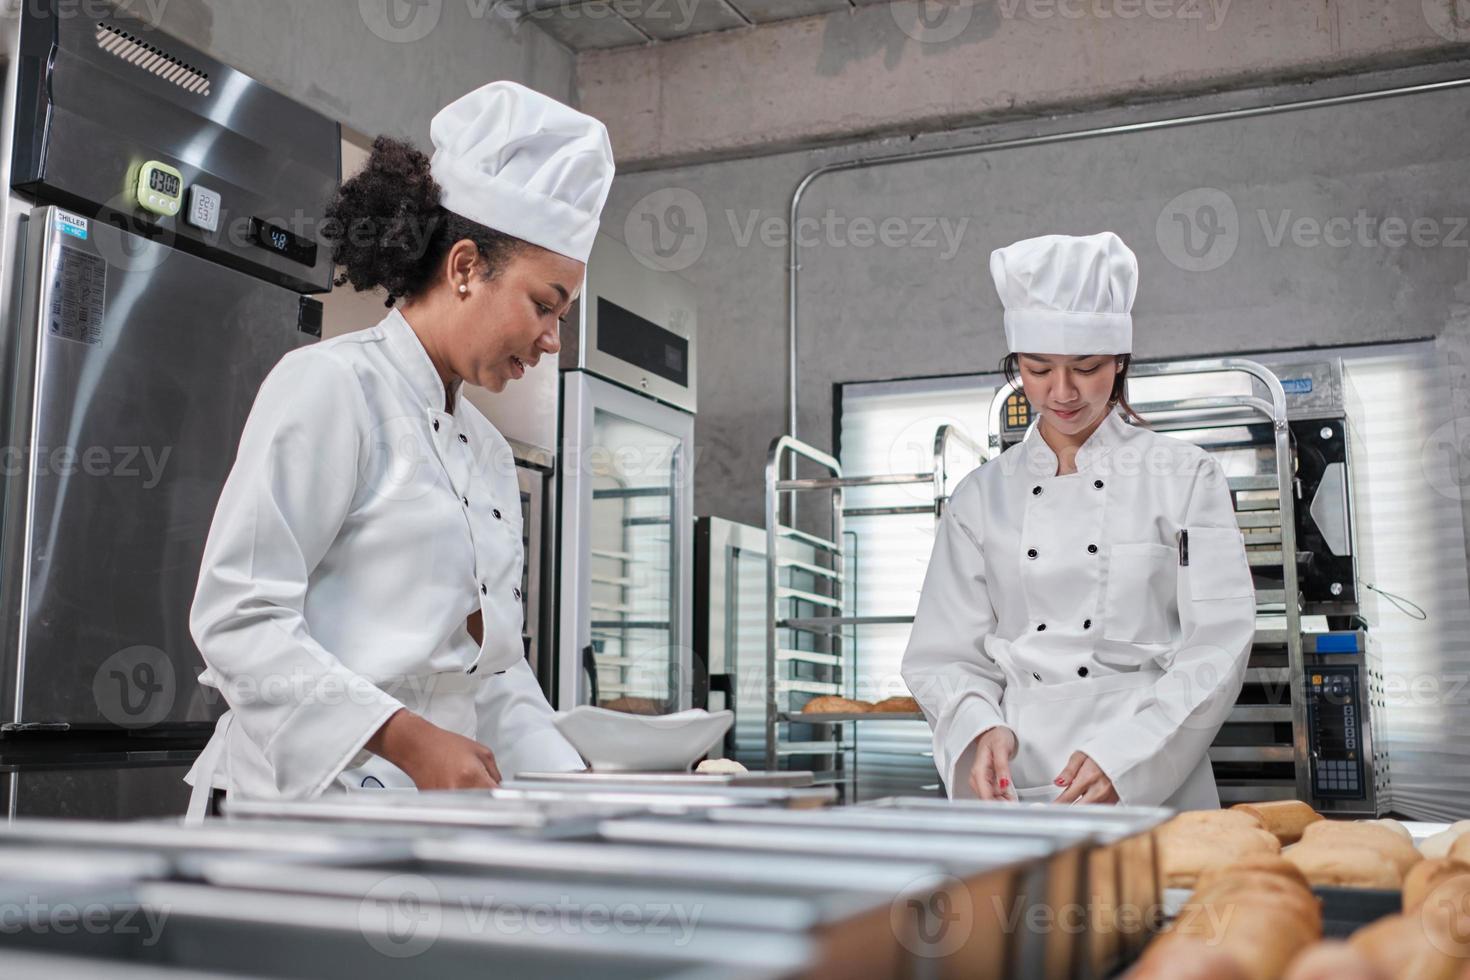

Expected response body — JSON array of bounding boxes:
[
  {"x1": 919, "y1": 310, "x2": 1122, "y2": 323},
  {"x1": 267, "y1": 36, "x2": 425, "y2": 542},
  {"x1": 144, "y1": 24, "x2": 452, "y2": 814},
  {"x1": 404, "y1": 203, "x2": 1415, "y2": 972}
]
[
  {"x1": 0, "y1": 881, "x2": 813, "y2": 980},
  {"x1": 597, "y1": 813, "x2": 1083, "y2": 980},
  {"x1": 513, "y1": 769, "x2": 816, "y2": 788},
  {"x1": 863, "y1": 796, "x2": 1173, "y2": 977},
  {"x1": 221, "y1": 791, "x2": 645, "y2": 835}
]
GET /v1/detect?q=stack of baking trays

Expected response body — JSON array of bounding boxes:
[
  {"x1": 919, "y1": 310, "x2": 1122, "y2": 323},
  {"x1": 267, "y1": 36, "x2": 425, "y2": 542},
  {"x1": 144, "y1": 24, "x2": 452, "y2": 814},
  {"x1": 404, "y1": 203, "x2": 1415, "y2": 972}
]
[{"x1": 0, "y1": 784, "x2": 1176, "y2": 979}]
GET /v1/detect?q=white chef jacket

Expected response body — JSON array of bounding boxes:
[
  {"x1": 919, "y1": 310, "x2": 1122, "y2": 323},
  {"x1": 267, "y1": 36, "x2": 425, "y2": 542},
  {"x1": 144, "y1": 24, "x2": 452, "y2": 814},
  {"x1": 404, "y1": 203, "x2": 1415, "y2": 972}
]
[
  {"x1": 184, "y1": 308, "x2": 583, "y2": 811},
  {"x1": 901, "y1": 407, "x2": 1255, "y2": 808}
]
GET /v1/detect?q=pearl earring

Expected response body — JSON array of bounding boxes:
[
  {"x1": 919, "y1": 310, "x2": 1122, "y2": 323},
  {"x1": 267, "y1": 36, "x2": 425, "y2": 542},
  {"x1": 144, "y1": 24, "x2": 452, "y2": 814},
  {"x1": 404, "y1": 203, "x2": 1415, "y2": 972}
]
[{"x1": 458, "y1": 284, "x2": 468, "y2": 294}]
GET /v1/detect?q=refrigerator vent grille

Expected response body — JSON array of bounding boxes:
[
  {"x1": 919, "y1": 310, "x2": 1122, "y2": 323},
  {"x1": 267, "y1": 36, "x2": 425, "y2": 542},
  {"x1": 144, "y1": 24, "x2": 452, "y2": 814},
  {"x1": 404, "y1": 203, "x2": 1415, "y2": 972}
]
[{"x1": 94, "y1": 23, "x2": 211, "y2": 96}]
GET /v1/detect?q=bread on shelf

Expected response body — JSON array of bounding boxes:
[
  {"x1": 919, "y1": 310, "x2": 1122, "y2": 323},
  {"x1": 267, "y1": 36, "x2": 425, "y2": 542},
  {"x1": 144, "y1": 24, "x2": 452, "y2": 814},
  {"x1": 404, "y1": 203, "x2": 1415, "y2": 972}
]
[
  {"x1": 1231, "y1": 800, "x2": 1323, "y2": 845},
  {"x1": 800, "y1": 695, "x2": 871, "y2": 714},
  {"x1": 869, "y1": 695, "x2": 920, "y2": 713}
]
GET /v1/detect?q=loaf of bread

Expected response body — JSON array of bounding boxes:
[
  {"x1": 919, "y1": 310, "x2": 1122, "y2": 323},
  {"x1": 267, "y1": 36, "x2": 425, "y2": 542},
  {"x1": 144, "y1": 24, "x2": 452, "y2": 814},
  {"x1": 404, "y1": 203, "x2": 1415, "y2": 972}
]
[
  {"x1": 1403, "y1": 858, "x2": 1470, "y2": 913},
  {"x1": 1170, "y1": 809, "x2": 1267, "y2": 832},
  {"x1": 801, "y1": 695, "x2": 871, "y2": 714},
  {"x1": 600, "y1": 696, "x2": 665, "y2": 715},
  {"x1": 1232, "y1": 800, "x2": 1323, "y2": 845},
  {"x1": 1282, "y1": 941, "x2": 1390, "y2": 980},
  {"x1": 1300, "y1": 820, "x2": 1422, "y2": 877},
  {"x1": 1194, "y1": 854, "x2": 1311, "y2": 893},
  {"x1": 1347, "y1": 912, "x2": 1465, "y2": 980},
  {"x1": 1417, "y1": 820, "x2": 1470, "y2": 858},
  {"x1": 1367, "y1": 818, "x2": 1413, "y2": 843},
  {"x1": 1285, "y1": 842, "x2": 1402, "y2": 889},
  {"x1": 1134, "y1": 868, "x2": 1320, "y2": 980},
  {"x1": 695, "y1": 758, "x2": 749, "y2": 775},
  {"x1": 869, "y1": 696, "x2": 920, "y2": 713},
  {"x1": 1159, "y1": 818, "x2": 1281, "y2": 889}
]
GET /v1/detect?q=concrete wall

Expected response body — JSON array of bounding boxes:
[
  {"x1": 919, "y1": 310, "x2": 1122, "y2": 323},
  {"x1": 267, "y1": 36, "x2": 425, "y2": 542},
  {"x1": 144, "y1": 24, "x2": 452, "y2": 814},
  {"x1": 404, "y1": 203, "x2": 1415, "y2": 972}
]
[
  {"x1": 600, "y1": 62, "x2": 1470, "y2": 528},
  {"x1": 581, "y1": 0, "x2": 1470, "y2": 169},
  {"x1": 144, "y1": 0, "x2": 575, "y2": 147}
]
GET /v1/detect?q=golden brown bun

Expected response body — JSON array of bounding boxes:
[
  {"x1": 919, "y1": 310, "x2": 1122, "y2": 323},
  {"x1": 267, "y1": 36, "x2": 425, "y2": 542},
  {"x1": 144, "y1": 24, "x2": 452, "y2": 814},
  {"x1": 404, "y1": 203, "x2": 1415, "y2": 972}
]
[
  {"x1": 600, "y1": 696, "x2": 665, "y2": 715},
  {"x1": 1421, "y1": 829, "x2": 1463, "y2": 859},
  {"x1": 1286, "y1": 842, "x2": 1402, "y2": 889},
  {"x1": 869, "y1": 696, "x2": 920, "y2": 713},
  {"x1": 1127, "y1": 941, "x2": 1251, "y2": 980},
  {"x1": 1160, "y1": 824, "x2": 1282, "y2": 889},
  {"x1": 1283, "y1": 941, "x2": 1390, "y2": 980},
  {"x1": 800, "y1": 695, "x2": 871, "y2": 714},
  {"x1": 1403, "y1": 859, "x2": 1470, "y2": 913},
  {"x1": 1367, "y1": 818, "x2": 1413, "y2": 843},
  {"x1": 1194, "y1": 854, "x2": 1311, "y2": 893},
  {"x1": 1301, "y1": 820, "x2": 1422, "y2": 877},
  {"x1": 1169, "y1": 809, "x2": 1267, "y2": 832},
  {"x1": 1164, "y1": 871, "x2": 1320, "y2": 980},
  {"x1": 1349, "y1": 913, "x2": 1466, "y2": 980},
  {"x1": 1232, "y1": 800, "x2": 1323, "y2": 845}
]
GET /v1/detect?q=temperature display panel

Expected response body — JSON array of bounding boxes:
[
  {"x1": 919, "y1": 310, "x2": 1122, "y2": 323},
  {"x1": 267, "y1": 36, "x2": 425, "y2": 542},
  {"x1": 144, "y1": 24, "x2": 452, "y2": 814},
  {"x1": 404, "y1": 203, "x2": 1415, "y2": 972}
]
[{"x1": 249, "y1": 217, "x2": 318, "y2": 267}]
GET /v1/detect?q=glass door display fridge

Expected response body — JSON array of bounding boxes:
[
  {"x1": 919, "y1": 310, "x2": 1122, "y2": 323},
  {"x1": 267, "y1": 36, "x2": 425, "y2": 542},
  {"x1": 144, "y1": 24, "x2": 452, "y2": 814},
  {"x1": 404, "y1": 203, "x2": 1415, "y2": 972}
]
[{"x1": 556, "y1": 236, "x2": 697, "y2": 714}]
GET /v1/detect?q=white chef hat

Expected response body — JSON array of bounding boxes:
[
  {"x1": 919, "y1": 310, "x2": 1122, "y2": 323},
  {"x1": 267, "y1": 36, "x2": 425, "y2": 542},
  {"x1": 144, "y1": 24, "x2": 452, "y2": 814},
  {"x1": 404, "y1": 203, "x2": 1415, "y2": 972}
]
[
  {"x1": 989, "y1": 232, "x2": 1138, "y2": 354},
  {"x1": 430, "y1": 80, "x2": 615, "y2": 264}
]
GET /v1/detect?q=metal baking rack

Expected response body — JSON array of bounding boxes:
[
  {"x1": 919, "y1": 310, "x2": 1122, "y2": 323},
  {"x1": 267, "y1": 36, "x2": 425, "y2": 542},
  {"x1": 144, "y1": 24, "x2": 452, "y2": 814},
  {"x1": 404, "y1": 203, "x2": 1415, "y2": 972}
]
[
  {"x1": 986, "y1": 357, "x2": 1310, "y2": 803},
  {"x1": 763, "y1": 426, "x2": 986, "y2": 797}
]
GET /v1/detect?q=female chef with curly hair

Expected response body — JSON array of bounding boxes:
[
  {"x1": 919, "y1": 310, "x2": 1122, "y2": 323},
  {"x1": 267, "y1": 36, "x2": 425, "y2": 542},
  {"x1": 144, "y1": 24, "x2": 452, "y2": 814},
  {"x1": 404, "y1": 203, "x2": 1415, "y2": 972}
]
[
  {"x1": 183, "y1": 81, "x2": 613, "y2": 817},
  {"x1": 902, "y1": 232, "x2": 1256, "y2": 809}
]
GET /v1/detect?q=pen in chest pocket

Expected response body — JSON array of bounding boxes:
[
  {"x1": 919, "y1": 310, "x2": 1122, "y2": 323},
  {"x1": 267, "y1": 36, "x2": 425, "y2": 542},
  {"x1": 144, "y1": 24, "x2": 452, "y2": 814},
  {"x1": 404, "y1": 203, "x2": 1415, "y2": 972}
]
[{"x1": 1178, "y1": 529, "x2": 1189, "y2": 567}]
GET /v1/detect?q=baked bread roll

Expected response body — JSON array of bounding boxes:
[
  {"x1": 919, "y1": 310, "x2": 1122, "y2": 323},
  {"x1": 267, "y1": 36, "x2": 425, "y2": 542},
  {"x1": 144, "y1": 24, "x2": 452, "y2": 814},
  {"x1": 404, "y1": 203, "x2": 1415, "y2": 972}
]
[
  {"x1": 1283, "y1": 941, "x2": 1390, "y2": 980},
  {"x1": 1169, "y1": 809, "x2": 1267, "y2": 833},
  {"x1": 1403, "y1": 859, "x2": 1470, "y2": 913},
  {"x1": 801, "y1": 695, "x2": 871, "y2": 714},
  {"x1": 1286, "y1": 842, "x2": 1402, "y2": 889},
  {"x1": 1148, "y1": 869, "x2": 1320, "y2": 980},
  {"x1": 1349, "y1": 913, "x2": 1465, "y2": 980},
  {"x1": 1301, "y1": 820, "x2": 1422, "y2": 877},
  {"x1": 1194, "y1": 854, "x2": 1311, "y2": 893},
  {"x1": 869, "y1": 696, "x2": 920, "y2": 713},
  {"x1": 1160, "y1": 823, "x2": 1281, "y2": 889},
  {"x1": 1232, "y1": 800, "x2": 1322, "y2": 845},
  {"x1": 1367, "y1": 818, "x2": 1413, "y2": 843},
  {"x1": 601, "y1": 696, "x2": 665, "y2": 715},
  {"x1": 1126, "y1": 943, "x2": 1250, "y2": 979},
  {"x1": 1421, "y1": 829, "x2": 1463, "y2": 859}
]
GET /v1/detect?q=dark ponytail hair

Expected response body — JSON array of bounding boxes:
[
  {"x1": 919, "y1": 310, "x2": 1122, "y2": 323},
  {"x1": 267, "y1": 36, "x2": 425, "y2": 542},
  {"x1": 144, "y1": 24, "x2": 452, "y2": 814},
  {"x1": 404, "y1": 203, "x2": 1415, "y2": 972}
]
[
  {"x1": 1001, "y1": 353, "x2": 1146, "y2": 425},
  {"x1": 323, "y1": 135, "x2": 527, "y2": 307}
]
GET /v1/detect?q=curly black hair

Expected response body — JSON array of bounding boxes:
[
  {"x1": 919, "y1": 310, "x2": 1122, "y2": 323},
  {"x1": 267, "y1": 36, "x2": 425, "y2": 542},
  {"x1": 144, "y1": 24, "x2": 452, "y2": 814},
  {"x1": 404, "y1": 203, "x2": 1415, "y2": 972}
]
[{"x1": 323, "y1": 135, "x2": 527, "y2": 307}]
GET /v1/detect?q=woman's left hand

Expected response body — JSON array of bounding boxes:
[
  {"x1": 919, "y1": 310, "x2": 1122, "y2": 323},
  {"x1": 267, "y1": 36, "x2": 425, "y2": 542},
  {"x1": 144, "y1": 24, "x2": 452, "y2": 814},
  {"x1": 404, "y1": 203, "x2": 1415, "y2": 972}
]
[{"x1": 1054, "y1": 751, "x2": 1119, "y2": 805}]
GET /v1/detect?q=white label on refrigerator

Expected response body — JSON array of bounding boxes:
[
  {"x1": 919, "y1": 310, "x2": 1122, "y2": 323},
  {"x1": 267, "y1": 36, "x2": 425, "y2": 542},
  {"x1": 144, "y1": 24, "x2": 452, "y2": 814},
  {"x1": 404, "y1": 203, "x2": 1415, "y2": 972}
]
[
  {"x1": 48, "y1": 245, "x2": 107, "y2": 346},
  {"x1": 55, "y1": 212, "x2": 88, "y2": 240}
]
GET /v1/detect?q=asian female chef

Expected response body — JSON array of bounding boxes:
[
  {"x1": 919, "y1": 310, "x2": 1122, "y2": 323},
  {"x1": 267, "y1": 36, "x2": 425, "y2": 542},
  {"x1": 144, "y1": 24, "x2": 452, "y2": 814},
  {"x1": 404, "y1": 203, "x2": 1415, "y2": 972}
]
[
  {"x1": 183, "y1": 81, "x2": 615, "y2": 818},
  {"x1": 901, "y1": 232, "x2": 1256, "y2": 809}
]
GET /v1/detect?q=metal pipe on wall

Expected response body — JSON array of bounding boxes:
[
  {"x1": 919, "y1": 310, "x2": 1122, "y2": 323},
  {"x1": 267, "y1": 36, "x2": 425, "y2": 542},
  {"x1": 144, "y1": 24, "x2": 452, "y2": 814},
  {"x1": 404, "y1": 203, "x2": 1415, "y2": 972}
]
[{"x1": 784, "y1": 75, "x2": 1470, "y2": 447}]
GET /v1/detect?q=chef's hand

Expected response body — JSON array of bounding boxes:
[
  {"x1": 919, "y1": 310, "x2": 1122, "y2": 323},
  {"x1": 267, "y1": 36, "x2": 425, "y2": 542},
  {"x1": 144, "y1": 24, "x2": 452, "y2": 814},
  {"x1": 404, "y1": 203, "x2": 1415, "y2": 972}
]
[
  {"x1": 367, "y1": 708, "x2": 502, "y2": 790},
  {"x1": 967, "y1": 726, "x2": 1018, "y2": 800},
  {"x1": 1054, "y1": 751, "x2": 1118, "y2": 805}
]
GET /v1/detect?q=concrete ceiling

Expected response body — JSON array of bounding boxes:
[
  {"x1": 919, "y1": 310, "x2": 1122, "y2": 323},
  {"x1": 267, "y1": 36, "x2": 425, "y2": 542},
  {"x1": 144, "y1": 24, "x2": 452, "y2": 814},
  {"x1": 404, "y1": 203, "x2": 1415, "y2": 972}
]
[{"x1": 506, "y1": 0, "x2": 890, "y2": 50}]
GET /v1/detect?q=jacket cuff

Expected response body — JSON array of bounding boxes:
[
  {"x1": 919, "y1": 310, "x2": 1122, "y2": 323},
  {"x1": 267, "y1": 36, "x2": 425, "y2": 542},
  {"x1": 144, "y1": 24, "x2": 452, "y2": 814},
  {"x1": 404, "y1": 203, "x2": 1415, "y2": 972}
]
[
  {"x1": 1077, "y1": 726, "x2": 1178, "y2": 807},
  {"x1": 264, "y1": 670, "x2": 404, "y2": 799},
  {"x1": 937, "y1": 695, "x2": 1009, "y2": 798}
]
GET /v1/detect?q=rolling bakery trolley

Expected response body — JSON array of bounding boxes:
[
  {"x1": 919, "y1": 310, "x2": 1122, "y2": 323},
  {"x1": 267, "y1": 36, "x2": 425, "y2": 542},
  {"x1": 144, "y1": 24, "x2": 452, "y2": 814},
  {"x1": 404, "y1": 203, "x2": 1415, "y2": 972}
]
[{"x1": 761, "y1": 427, "x2": 985, "y2": 797}]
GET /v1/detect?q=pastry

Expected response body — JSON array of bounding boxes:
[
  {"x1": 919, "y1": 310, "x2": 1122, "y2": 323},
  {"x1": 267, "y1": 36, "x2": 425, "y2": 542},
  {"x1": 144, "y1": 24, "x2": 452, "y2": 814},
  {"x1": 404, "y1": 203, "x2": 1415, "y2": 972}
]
[
  {"x1": 1349, "y1": 913, "x2": 1465, "y2": 980},
  {"x1": 801, "y1": 695, "x2": 871, "y2": 714},
  {"x1": 1285, "y1": 842, "x2": 1402, "y2": 889},
  {"x1": 1160, "y1": 822, "x2": 1281, "y2": 889},
  {"x1": 1300, "y1": 820, "x2": 1422, "y2": 877},
  {"x1": 1144, "y1": 869, "x2": 1320, "y2": 980},
  {"x1": 1283, "y1": 941, "x2": 1390, "y2": 980},
  {"x1": 1403, "y1": 858, "x2": 1470, "y2": 913},
  {"x1": 1126, "y1": 942, "x2": 1251, "y2": 979},
  {"x1": 1169, "y1": 809, "x2": 1267, "y2": 833},
  {"x1": 1231, "y1": 800, "x2": 1322, "y2": 845},
  {"x1": 1194, "y1": 854, "x2": 1311, "y2": 893},
  {"x1": 1367, "y1": 818, "x2": 1413, "y2": 843},
  {"x1": 869, "y1": 696, "x2": 920, "y2": 713}
]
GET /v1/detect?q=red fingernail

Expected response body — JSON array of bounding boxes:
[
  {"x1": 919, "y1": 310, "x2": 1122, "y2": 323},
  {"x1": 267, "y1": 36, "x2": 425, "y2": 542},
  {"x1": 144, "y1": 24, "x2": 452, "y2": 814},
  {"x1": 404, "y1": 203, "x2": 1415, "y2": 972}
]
[
  {"x1": 999, "y1": 778, "x2": 1009, "y2": 788},
  {"x1": 1055, "y1": 778, "x2": 1067, "y2": 786}
]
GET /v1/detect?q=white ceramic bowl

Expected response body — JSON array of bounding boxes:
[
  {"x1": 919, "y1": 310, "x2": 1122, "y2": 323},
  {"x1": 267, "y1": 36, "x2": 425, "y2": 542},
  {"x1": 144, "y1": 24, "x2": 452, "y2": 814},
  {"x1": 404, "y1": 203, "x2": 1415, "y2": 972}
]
[{"x1": 552, "y1": 706, "x2": 735, "y2": 772}]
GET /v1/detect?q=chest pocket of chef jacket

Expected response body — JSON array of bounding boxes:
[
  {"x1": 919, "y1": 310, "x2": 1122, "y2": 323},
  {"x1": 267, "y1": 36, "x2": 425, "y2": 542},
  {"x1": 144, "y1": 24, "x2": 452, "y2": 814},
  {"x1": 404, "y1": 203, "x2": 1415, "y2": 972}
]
[
  {"x1": 1103, "y1": 543, "x2": 1179, "y2": 644},
  {"x1": 1182, "y1": 526, "x2": 1254, "y2": 601}
]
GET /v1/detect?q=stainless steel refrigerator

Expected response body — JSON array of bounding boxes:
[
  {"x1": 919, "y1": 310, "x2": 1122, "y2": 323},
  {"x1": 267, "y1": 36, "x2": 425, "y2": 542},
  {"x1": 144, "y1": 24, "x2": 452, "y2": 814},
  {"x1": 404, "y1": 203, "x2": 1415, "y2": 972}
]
[
  {"x1": 0, "y1": 2, "x2": 338, "y2": 817},
  {"x1": 556, "y1": 235, "x2": 697, "y2": 714}
]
